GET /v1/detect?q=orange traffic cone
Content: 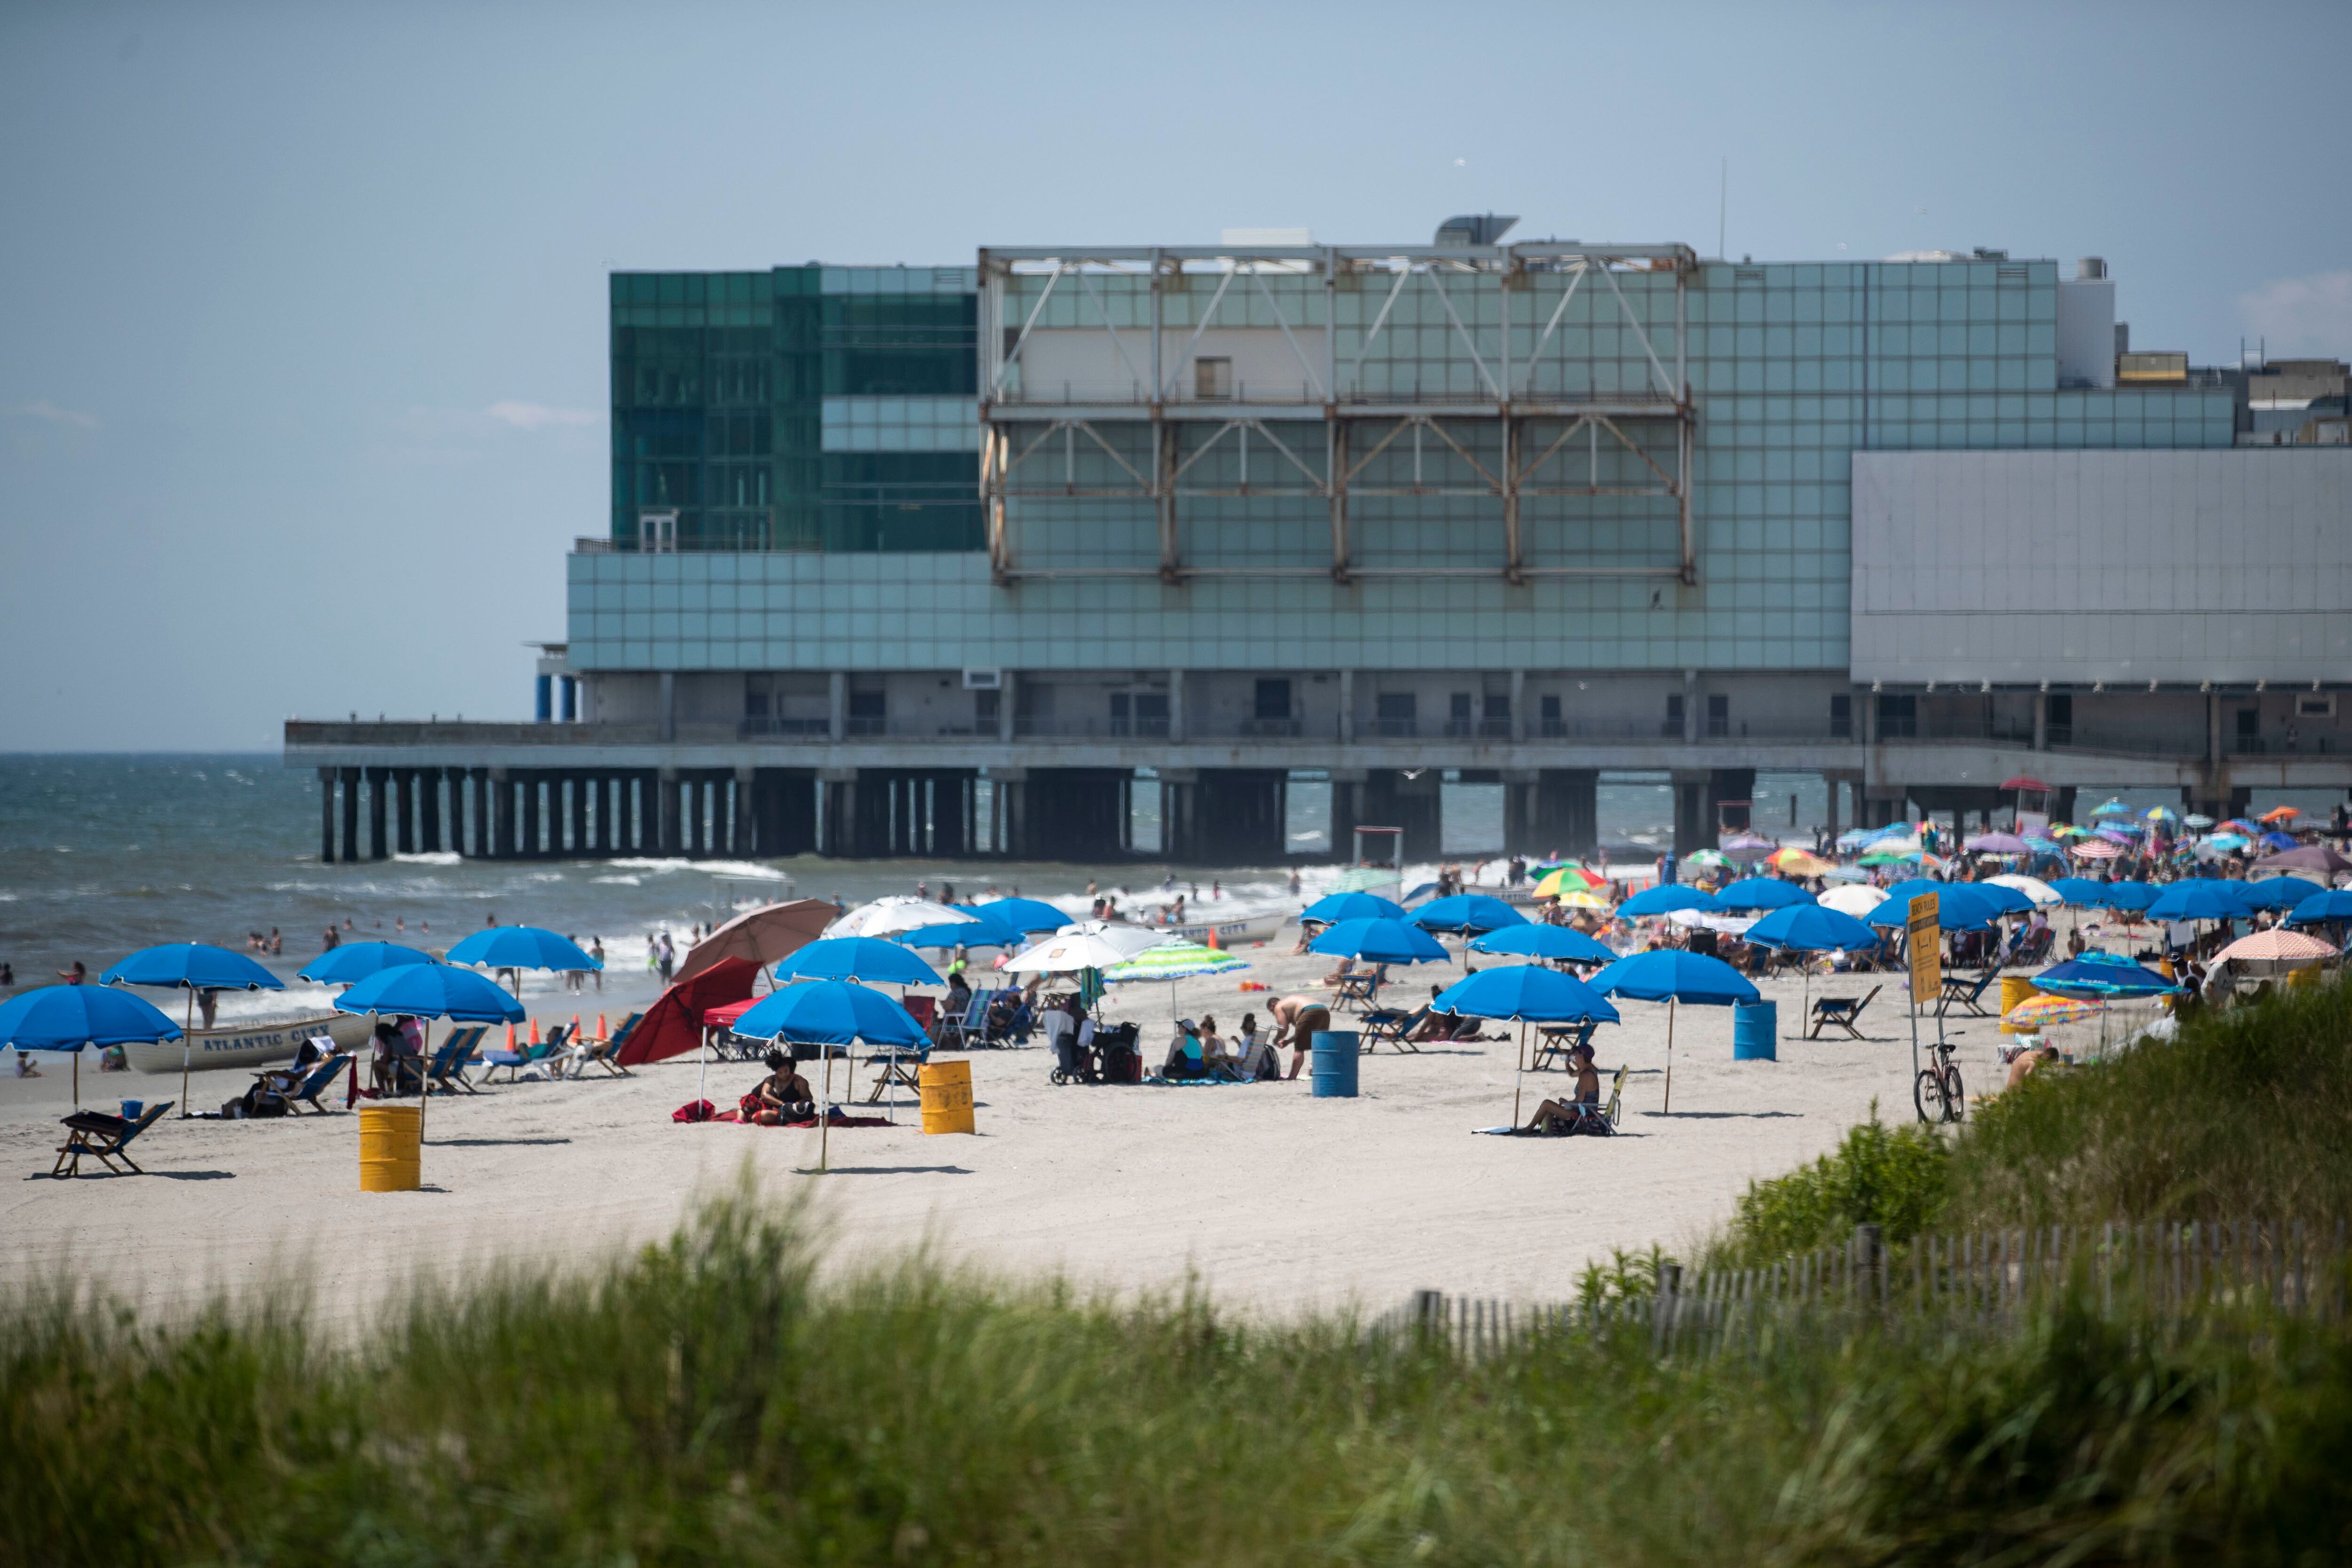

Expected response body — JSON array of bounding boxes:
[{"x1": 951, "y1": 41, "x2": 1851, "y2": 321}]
[
  {"x1": 571, "y1": 1014, "x2": 581, "y2": 1041},
  {"x1": 529, "y1": 1018, "x2": 541, "y2": 1045},
  {"x1": 1206, "y1": 927, "x2": 1221, "y2": 950},
  {"x1": 597, "y1": 1012, "x2": 609, "y2": 1042},
  {"x1": 504, "y1": 1021, "x2": 517, "y2": 1051}
]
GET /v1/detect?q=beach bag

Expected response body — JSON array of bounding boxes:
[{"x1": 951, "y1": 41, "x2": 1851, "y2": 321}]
[{"x1": 672, "y1": 1098, "x2": 717, "y2": 1123}]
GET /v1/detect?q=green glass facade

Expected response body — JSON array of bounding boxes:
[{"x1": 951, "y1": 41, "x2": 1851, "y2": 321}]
[{"x1": 610, "y1": 266, "x2": 980, "y2": 553}]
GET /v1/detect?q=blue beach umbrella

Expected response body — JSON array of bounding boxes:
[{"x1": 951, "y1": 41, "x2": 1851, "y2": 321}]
[
  {"x1": 1744, "y1": 903, "x2": 1883, "y2": 1028},
  {"x1": 1743, "y1": 904, "x2": 1880, "y2": 954},
  {"x1": 2031, "y1": 958, "x2": 2181, "y2": 1000},
  {"x1": 728, "y1": 979, "x2": 928, "y2": 1047},
  {"x1": 298, "y1": 941, "x2": 437, "y2": 985},
  {"x1": 2145, "y1": 880, "x2": 2254, "y2": 923},
  {"x1": 1435, "y1": 964, "x2": 1621, "y2": 1127},
  {"x1": 334, "y1": 963, "x2": 526, "y2": 1138},
  {"x1": 894, "y1": 912, "x2": 1021, "y2": 950},
  {"x1": 1411, "y1": 894, "x2": 1530, "y2": 935},
  {"x1": 971, "y1": 898, "x2": 1076, "y2": 935},
  {"x1": 775, "y1": 937, "x2": 943, "y2": 987},
  {"x1": 726, "y1": 979, "x2": 931, "y2": 1163},
  {"x1": 1587, "y1": 949, "x2": 1760, "y2": 1114},
  {"x1": 335, "y1": 964, "x2": 527, "y2": 1023},
  {"x1": 1467, "y1": 925, "x2": 1619, "y2": 965},
  {"x1": 1307, "y1": 917, "x2": 1451, "y2": 967},
  {"x1": 1971, "y1": 882, "x2": 2036, "y2": 916},
  {"x1": 2047, "y1": 877, "x2": 2115, "y2": 907},
  {"x1": 102, "y1": 942, "x2": 285, "y2": 1108},
  {"x1": 1711, "y1": 877, "x2": 1816, "y2": 913},
  {"x1": 1864, "y1": 883, "x2": 2005, "y2": 931},
  {"x1": 2286, "y1": 889, "x2": 2352, "y2": 927},
  {"x1": 1301, "y1": 890, "x2": 1409, "y2": 924},
  {"x1": 2240, "y1": 877, "x2": 2324, "y2": 913},
  {"x1": 2096, "y1": 881, "x2": 2158, "y2": 914},
  {"x1": 1618, "y1": 884, "x2": 1718, "y2": 918},
  {"x1": 445, "y1": 926, "x2": 601, "y2": 976},
  {"x1": 0, "y1": 985, "x2": 183, "y2": 1106}
]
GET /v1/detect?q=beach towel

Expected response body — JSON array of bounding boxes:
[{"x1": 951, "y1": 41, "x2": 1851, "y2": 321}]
[{"x1": 1473, "y1": 1122, "x2": 1613, "y2": 1138}]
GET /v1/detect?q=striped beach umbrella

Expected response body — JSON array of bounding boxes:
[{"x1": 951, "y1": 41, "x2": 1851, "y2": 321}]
[
  {"x1": 1103, "y1": 940, "x2": 1250, "y2": 983},
  {"x1": 2003, "y1": 994, "x2": 2104, "y2": 1029}
]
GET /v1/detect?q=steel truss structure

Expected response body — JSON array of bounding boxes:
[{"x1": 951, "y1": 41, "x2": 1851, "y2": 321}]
[{"x1": 977, "y1": 242, "x2": 1699, "y2": 586}]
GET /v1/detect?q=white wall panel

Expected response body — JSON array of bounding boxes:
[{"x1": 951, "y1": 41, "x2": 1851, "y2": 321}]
[{"x1": 1851, "y1": 451, "x2": 2352, "y2": 684}]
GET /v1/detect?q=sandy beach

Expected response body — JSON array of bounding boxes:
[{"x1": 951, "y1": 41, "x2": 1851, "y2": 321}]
[{"x1": 2, "y1": 935, "x2": 1989, "y2": 1325}]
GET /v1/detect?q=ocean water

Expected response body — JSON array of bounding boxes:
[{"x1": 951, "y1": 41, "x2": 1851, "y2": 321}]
[{"x1": 0, "y1": 755, "x2": 1852, "y2": 1017}]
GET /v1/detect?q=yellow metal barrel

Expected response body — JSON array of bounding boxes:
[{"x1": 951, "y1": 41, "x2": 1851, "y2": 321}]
[
  {"x1": 919, "y1": 1060, "x2": 975, "y2": 1135},
  {"x1": 2000, "y1": 975, "x2": 2036, "y2": 1034},
  {"x1": 358, "y1": 1104, "x2": 423, "y2": 1191}
]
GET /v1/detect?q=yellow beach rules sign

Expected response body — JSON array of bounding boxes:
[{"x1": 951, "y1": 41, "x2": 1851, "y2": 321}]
[{"x1": 1907, "y1": 892, "x2": 1941, "y2": 1005}]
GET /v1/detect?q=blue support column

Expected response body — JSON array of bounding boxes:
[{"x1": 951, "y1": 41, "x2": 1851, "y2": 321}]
[{"x1": 535, "y1": 674, "x2": 553, "y2": 723}]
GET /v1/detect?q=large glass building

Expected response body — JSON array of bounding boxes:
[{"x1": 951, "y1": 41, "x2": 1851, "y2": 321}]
[{"x1": 286, "y1": 227, "x2": 2351, "y2": 866}]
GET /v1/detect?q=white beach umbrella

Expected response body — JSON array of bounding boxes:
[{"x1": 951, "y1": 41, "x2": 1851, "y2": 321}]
[
  {"x1": 1050, "y1": 920, "x2": 1172, "y2": 960},
  {"x1": 1000, "y1": 932, "x2": 1146, "y2": 974},
  {"x1": 1818, "y1": 883, "x2": 1889, "y2": 919},
  {"x1": 1987, "y1": 873, "x2": 2062, "y2": 908},
  {"x1": 823, "y1": 897, "x2": 981, "y2": 940}
]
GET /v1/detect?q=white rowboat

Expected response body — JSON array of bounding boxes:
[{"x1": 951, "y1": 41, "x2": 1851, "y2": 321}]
[{"x1": 122, "y1": 1012, "x2": 373, "y2": 1075}]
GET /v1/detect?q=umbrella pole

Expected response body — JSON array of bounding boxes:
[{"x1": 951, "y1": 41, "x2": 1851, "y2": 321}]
[
  {"x1": 418, "y1": 1017, "x2": 430, "y2": 1144},
  {"x1": 73, "y1": 1047, "x2": 79, "y2": 1109},
  {"x1": 697, "y1": 1027, "x2": 707, "y2": 1107},
  {"x1": 1512, "y1": 1019, "x2": 1526, "y2": 1127},
  {"x1": 181, "y1": 989, "x2": 194, "y2": 1117},
  {"x1": 1664, "y1": 1000, "x2": 1676, "y2": 1114},
  {"x1": 820, "y1": 1047, "x2": 832, "y2": 1172}
]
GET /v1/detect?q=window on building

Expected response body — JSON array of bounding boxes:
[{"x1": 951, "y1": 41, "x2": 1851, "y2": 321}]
[
  {"x1": 1375, "y1": 692, "x2": 1416, "y2": 737},
  {"x1": 1663, "y1": 692, "x2": 1685, "y2": 737},
  {"x1": 1133, "y1": 692, "x2": 1169, "y2": 737},
  {"x1": 1829, "y1": 693, "x2": 1851, "y2": 738},
  {"x1": 1540, "y1": 692, "x2": 1563, "y2": 737},
  {"x1": 1255, "y1": 679, "x2": 1292, "y2": 720},
  {"x1": 1706, "y1": 693, "x2": 1729, "y2": 739},
  {"x1": 974, "y1": 689, "x2": 1000, "y2": 729},
  {"x1": 1447, "y1": 692, "x2": 1474, "y2": 737},
  {"x1": 1876, "y1": 693, "x2": 1917, "y2": 740},
  {"x1": 744, "y1": 674, "x2": 772, "y2": 719},
  {"x1": 2046, "y1": 692, "x2": 2073, "y2": 745},
  {"x1": 1194, "y1": 357, "x2": 1232, "y2": 399},
  {"x1": 847, "y1": 689, "x2": 886, "y2": 735}
]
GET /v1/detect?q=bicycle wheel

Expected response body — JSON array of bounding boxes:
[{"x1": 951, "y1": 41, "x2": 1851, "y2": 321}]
[
  {"x1": 1941, "y1": 1063, "x2": 1965, "y2": 1122},
  {"x1": 1914, "y1": 1067, "x2": 1948, "y2": 1123}
]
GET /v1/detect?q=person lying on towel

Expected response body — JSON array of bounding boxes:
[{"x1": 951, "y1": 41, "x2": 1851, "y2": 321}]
[
  {"x1": 743, "y1": 1049, "x2": 816, "y2": 1126},
  {"x1": 1524, "y1": 1043, "x2": 1609, "y2": 1135}
]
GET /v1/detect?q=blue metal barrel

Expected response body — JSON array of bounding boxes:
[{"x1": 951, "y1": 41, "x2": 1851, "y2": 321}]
[
  {"x1": 1732, "y1": 1000, "x2": 1777, "y2": 1060},
  {"x1": 1310, "y1": 1030, "x2": 1360, "y2": 1097}
]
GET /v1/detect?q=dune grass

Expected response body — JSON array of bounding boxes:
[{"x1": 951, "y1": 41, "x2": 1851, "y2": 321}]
[
  {"x1": 1716, "y1": 978, "x2": 2352, "y2": 1269},
  {"x1": 12, "y1": 984, "x2": 2352, "y2": 1563},
  {"x1": 8, "y1": 1184, "x2": 2352, "y2": 1566}
]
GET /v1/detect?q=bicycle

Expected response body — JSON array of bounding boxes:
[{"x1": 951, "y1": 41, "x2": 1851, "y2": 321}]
[{"x1": 1914, "y1": 1038, "x2": 1965, "y2": 1123}]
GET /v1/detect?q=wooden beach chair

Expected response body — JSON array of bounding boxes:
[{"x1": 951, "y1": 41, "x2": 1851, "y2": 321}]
[
  {"x1": 51, "y1": 1101, "x2": 175, "y2": 1178},
  {"x1": 1530, "y1": 1019, "x2": 1599, "y2": 1072},
  {"x1": 865, "y1": 1040, "x2": 928, "y2": 1103},
  {"x1": 1808, "y1": 985, "x2": 1882, "y2": 1040}
]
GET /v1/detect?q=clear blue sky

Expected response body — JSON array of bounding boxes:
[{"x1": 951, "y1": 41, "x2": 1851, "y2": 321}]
[{"x1": 4, "y1": 1, "x2": 2346, "y2": 751}]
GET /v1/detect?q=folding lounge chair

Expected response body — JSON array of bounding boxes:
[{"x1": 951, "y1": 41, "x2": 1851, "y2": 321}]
[
  {"x1": 562, "y1": 1012, "x2": 641, "y2": 1078},
  {"x1": 1330, "y1": 966, "x2": 1387, "y2": 1014},
  {"x1": 938, "y1": 990, "x2": 990, "y2": 1051},
  {"x1": 1808, "y1": 984, "x2": 1882, "y2": 1040},
  {"x1": 1358, "y1": 1004, "x2": 1429, "y2": 1054},
  {"x1": 279, "y1": 1051, "x2": 355, "y2": 1114},
  {"x1": 1530, "y1": 1019, "x2": 1599, "y2": 1072},
  {"x1": 51, "y1": 1100, "x2": 175, "y2": 1177},
  {"x1": 1937, "y1": 969, "x2": 1999, "y2": 1019},
  {"x1": 479, "y1": 1027, "x2": 569, "y2": 1084}
]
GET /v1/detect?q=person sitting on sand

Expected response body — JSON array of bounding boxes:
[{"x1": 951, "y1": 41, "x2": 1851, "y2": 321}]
[
  {"x1": 1162, "y1": 1020, "x2": 1208, "y2": 1080},
  {"x1": 1524, "y1": 1043, "x2": 1608, "y2": 1134},
  {"x1": 1269, "y1": 994, "x2": 1332, "y2": 1080},
  {"x1": 11, "y1": 1049, "x2": 38, "y2": 1079},
  {"x1": 2003, "y1": 1043, "x2": 2061, "y2": 1093},
  {"x1": 747, "y1": 1049, "x2": 815, "y2": 1125},
  {"x1": 1196, "y1": 1014, "x2": 1241, "y2": 1075}
]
